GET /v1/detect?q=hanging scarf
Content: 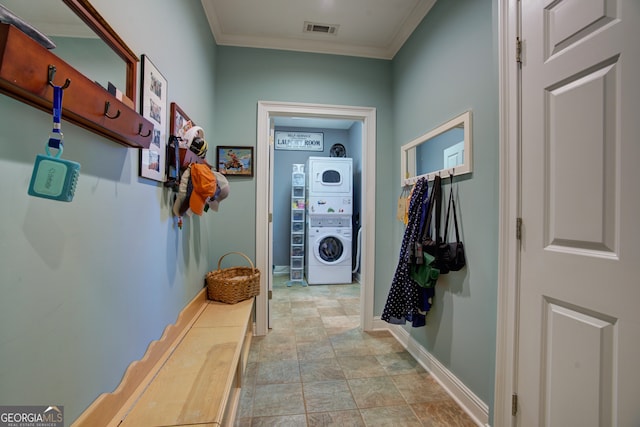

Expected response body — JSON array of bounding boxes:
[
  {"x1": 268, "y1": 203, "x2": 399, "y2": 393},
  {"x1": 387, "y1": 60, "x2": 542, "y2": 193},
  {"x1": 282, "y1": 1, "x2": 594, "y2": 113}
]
[{"x1": 382, "y1": 177, "x2": 431, "y2": 326}]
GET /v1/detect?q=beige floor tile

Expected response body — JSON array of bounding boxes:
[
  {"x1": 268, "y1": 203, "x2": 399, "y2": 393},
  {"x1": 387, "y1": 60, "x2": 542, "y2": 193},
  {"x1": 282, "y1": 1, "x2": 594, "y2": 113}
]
[
  {"x1": 411, "y1": 399, "x2": 478, "y2": 426},
  {"x1": 331, "y1": 338, "x2": 372, "y2": 357},
  {"x1": 234, "y1": 416, "x2": 252, "y2": 427},
  {"x1": 391, "y1": 373, "x2": 451, "y2": 404},
  {"x1": 258, "y1": 344, "x2": 298, "y2": 362},
  {"x1": 292, "y1": 307, "x2": 321, "y2": 318},
  {"x1": 322, "y1": 315, "x2": 358, "y2": 329},
  {"x1": 252, "y1": 383, "x2": 305, "y2": 417},
  {"x1": 291, "y1": 300, "x2": 317, "y2": 309},
  {"x1": 314, "y1": 299, "x2": 343, "y2": 308},
  {"x1": 293, "y1": 316, "x2": 326, "y2": 328},
  {"x1": 306, "y1": 410, "x2": 365, "y2": 427},
  {"x1": 359, "y1": 405, "x2": 422, "y2": 427},
  {"x1": 250, "y1": 414, "x2": 308, "y2": 426},
  {"x1": 375, "y1": 351, "x2": 426, "y2": 376},
  {"x1": 303, "y1": 380, "x2": 357, "y2": 413},
  {"x1": 256, "y1": 360, "x2": 301, "y2": 384},
  {"x1": 297, "y1": 339, "x2": 335, "y2": 360},
  {"x1": 260, "y1": 332, "x2": 297, "y2": 348},
  {"x1": 294, "y1": 326, "x2": 328, "y2": 342},
  {"x1": 318, "y1": 306, "x2": 347, "y2": 317},
  {"x1": 347, "y1": 376, "x2": 406, "y2": 409},
  {"x1": 337, "y1": 355, "x2": 386, "y2": 379},
  {"x1": 300, "y1": 358, "x2": 345, "y2": 382},
  {"x1": 366, "y1": 336, "x2": 406, "y2": 355},
  {"x1": 236, "y1": 382, "x2": 254, "y2": 419},
  {"x1": 237, "y1": 280, "x2": 473, "y2": 426}
]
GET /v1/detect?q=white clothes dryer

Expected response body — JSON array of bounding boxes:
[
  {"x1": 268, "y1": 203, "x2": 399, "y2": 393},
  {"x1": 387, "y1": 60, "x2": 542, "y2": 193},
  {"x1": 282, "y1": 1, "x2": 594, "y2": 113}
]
[
  {"x1": 306, "y1": 157, "x2": 352, "y2": 197},
  {"x1": 306, "y1": 219, "x2": 352, "y2": 285}
]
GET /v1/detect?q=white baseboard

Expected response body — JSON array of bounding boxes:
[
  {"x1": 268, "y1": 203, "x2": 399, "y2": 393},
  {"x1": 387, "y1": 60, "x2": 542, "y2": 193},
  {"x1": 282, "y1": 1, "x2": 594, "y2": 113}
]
[
  {"x1": 372, "y1": 317, "x2": 489, "y2": 427},
  {"x1": 272, "y1": 265, "x2": 289, "y2": 275}
]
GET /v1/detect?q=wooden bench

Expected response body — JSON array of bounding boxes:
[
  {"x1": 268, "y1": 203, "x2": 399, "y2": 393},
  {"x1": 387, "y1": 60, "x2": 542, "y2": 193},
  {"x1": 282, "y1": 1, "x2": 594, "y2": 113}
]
[{"x1": 73, "y1": 290, "x2": 254, "y2": 427}]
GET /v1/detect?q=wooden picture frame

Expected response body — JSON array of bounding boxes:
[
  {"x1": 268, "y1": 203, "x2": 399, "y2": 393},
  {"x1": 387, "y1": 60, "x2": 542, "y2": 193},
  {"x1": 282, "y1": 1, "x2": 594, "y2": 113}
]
[
  {"x1": 216, "y1": 146, "x2": 254, "y2": 177},
  {"x1": 170, "y1": 102, "x2": 190, "y2": 137},
  {"x1": 169, "y1": 103, "x2": 210, "y2": 169},
  {"x1": 164, "y1": 102, "x2": 190, "y2": 187},
  {"x1": 139, "y1": 54, "x2": 168, "y2": 181}
]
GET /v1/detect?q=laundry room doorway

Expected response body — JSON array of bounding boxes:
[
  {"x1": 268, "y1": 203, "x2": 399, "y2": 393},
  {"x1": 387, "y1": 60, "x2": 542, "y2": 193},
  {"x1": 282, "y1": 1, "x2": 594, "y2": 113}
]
[{"x1": 255, "y1": 101, "x2": 376, "y2": 336}]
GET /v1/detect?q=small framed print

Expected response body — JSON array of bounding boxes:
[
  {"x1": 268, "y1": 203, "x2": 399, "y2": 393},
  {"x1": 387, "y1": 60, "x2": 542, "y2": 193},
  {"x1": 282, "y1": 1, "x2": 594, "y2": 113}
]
[{"x1": 216, "y1": 146, "x2": 254, "y2": 177}]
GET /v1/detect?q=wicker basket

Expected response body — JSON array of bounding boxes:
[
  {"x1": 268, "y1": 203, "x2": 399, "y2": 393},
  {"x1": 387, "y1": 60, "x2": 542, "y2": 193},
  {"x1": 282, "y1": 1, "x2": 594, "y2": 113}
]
[{"x1": 206, "y1": 252, "x2": 260, "y2": 304}]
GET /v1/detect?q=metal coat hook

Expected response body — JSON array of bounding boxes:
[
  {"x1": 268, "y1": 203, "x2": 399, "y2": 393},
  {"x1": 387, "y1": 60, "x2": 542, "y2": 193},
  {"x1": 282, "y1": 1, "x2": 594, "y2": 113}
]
[
  {"x1": 137, "y1": 123, "x2": 151, "y2": 137},
  {"x1": 48, "y1": 65, "x2": 71, "y2": 89},
  {"x1": 104, "y1": 101, "x2": 121, "y2": 119}
]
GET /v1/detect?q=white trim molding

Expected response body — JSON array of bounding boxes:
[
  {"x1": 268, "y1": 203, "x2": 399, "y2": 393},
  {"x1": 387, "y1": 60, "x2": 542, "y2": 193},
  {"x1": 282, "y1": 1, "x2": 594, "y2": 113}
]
[
  {"x1": 372, "y1": 318, "x2": 489, "y2": 426},
  {"x1": 256, "y1": 101, "x2": 376, "y2": 336},
  {"x1": 494, "y1": 0, "x2": 520, "y2": 426}
]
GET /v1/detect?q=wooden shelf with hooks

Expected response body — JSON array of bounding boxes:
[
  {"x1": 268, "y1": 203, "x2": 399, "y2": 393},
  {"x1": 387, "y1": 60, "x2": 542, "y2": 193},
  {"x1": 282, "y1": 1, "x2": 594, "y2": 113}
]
[{"x1": 0, "y1": 23, "x2": 152, "y2": 149}]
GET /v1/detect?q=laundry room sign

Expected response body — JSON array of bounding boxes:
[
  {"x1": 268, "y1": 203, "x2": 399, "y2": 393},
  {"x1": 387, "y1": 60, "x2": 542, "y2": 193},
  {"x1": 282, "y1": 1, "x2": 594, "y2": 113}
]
[{"x1": 275, "y1": 131, "x2": 323, "y2": 151}]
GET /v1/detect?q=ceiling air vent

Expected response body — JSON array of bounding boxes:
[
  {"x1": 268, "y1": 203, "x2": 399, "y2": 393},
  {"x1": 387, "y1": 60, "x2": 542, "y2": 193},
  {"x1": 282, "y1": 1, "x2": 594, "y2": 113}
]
[{"x1": 304, "y1": 21, "x2": 339, "y2": 35}]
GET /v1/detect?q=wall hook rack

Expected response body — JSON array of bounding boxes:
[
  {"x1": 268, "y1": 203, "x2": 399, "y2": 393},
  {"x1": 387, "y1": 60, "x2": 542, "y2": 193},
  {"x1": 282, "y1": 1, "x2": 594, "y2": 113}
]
[
  {"x1": 104, "y1": 101, "x2": 121, "y2": 119},
  {"x1": 47, "y1": 65, "x2": 71, "y2": 89},
  {"x1": 137, "y1": 123, "x2": 151, "y2": 137},
  {"x1": 1, "y1": 24, "x2": 151, "y2": 148}
]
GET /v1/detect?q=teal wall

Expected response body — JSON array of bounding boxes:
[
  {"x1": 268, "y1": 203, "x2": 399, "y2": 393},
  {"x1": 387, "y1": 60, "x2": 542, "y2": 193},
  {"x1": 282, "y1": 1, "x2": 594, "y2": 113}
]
[
  {"x1": 391, "y1": 0, "x2": 499, "y2": 417},
  {"x1": 213, "y1": 47, "x2": 396, "y2": 289},
  {"x1": 51, "y1": 36, "x2": 126, "y2": 92},
  {"x1": 0, "y1": 1, "x2": 219, "y2": 424}
]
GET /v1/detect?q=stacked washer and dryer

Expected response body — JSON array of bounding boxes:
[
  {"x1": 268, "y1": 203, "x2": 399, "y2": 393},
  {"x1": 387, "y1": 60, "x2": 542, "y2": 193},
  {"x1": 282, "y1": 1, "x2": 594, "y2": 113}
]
[{"x1": 305, "y1": 156, "x2": 353, "y2": 285}]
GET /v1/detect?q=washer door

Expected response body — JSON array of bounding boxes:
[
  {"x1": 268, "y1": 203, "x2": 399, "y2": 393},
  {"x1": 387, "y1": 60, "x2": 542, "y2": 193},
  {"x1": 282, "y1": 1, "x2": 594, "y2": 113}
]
[{"x1": 314, "y1": 234, "x2": 348, "y2": 265}]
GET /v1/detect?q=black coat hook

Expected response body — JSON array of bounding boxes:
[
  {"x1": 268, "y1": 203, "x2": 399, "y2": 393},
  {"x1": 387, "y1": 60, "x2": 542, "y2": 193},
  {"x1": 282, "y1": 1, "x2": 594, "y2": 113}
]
[
  {"x1": 137, "y1": 123, "x2": 151, "y2": 137},
  {"x1": 104, "y1": 101, "x2": 121, "y2": 119},
  {"x1": 48, "y1": 65, "x2": 71, "y2": 89}
]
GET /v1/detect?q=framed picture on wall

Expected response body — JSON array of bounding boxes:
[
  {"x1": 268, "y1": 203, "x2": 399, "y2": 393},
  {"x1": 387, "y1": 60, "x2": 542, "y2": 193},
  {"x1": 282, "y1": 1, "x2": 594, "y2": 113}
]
[
  {"x1": 139, "y1": 55, "x2": 168, "y2": 182},
  {"x1": 170, "y1": 103, "x2": 190, "y2": 138},
  {"x1": 165, "y1": 102, "x2": 191, "y2": 187},
  {"x1": 216, "y1": 146, "x2": 254, "y2": 177}
]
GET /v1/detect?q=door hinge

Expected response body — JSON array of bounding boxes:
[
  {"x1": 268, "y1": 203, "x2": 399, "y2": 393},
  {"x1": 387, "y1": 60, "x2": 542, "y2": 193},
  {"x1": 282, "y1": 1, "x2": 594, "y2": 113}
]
[
  {"x1": 268, "y1": 290, "x2": 273, "y2": 300},
  {"x1": 512, "y1": 393, "x2": 518, "y2": 416},
  {"x1": 269, "y1": 213, "x2": 273, "y2": 223},
  {"x1": 516, "y1": 217, "x2": 522, "y2": 240},
  {"x1": 516, "y1": 37, "x2": 522, "y2": 65}
]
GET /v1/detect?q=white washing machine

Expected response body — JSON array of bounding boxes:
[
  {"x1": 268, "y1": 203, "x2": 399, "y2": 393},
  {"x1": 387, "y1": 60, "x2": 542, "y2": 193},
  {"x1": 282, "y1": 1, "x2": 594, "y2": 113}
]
[{"x1": 306, "y1": 217, "x2": 352, "y2": 285}]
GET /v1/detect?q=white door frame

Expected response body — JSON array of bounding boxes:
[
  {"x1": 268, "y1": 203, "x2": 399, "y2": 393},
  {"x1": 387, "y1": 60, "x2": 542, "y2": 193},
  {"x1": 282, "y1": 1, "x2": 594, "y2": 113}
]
[
  {"x1": 255, "y1": 101, "x2": 377, "y2": 336},
  {"x1": 494, "y1": 0, "x2": 520, "y2": 425}
]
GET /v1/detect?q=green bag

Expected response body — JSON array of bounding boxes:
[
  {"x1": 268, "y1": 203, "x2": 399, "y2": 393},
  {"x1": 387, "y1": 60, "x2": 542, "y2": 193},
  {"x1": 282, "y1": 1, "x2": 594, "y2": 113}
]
[{"x1": 410, "y1": 252, "x2": 440, "y2": 288}]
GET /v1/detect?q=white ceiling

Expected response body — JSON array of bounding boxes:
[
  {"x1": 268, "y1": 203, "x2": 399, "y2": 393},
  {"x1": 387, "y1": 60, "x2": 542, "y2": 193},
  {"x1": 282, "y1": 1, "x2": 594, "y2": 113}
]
[
  {"x1": 200, "y1": 0, "x2": 437, "y2": 60},
  {"x1": 203, "y1": 0, "x2": 437, "y2": 130}
]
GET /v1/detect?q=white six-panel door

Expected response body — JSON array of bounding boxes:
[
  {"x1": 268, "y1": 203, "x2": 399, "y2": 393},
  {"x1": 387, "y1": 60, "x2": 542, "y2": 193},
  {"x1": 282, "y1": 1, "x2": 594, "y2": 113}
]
[{"x1": 517, "y1": 0, "x2": 640, "y2": 426}]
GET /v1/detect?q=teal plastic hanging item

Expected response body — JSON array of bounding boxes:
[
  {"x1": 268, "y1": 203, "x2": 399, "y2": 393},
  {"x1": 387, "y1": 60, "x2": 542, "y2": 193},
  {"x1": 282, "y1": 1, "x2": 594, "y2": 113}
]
[{"x1": 27, "y1": 85, "x2": 80, "y2": 202}]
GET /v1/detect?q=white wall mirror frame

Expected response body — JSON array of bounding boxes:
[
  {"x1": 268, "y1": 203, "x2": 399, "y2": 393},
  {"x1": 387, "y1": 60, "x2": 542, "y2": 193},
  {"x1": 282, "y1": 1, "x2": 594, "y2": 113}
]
[{"x1": 401, "y1": 110, "x2": 472, "y2": 186}]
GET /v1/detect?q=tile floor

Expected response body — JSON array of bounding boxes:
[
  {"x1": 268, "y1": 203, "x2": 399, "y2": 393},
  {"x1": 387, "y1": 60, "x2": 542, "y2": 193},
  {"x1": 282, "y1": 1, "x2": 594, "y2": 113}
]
[{"x1": 235, "y1": 275, "x2": 477, "y2": 427}]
